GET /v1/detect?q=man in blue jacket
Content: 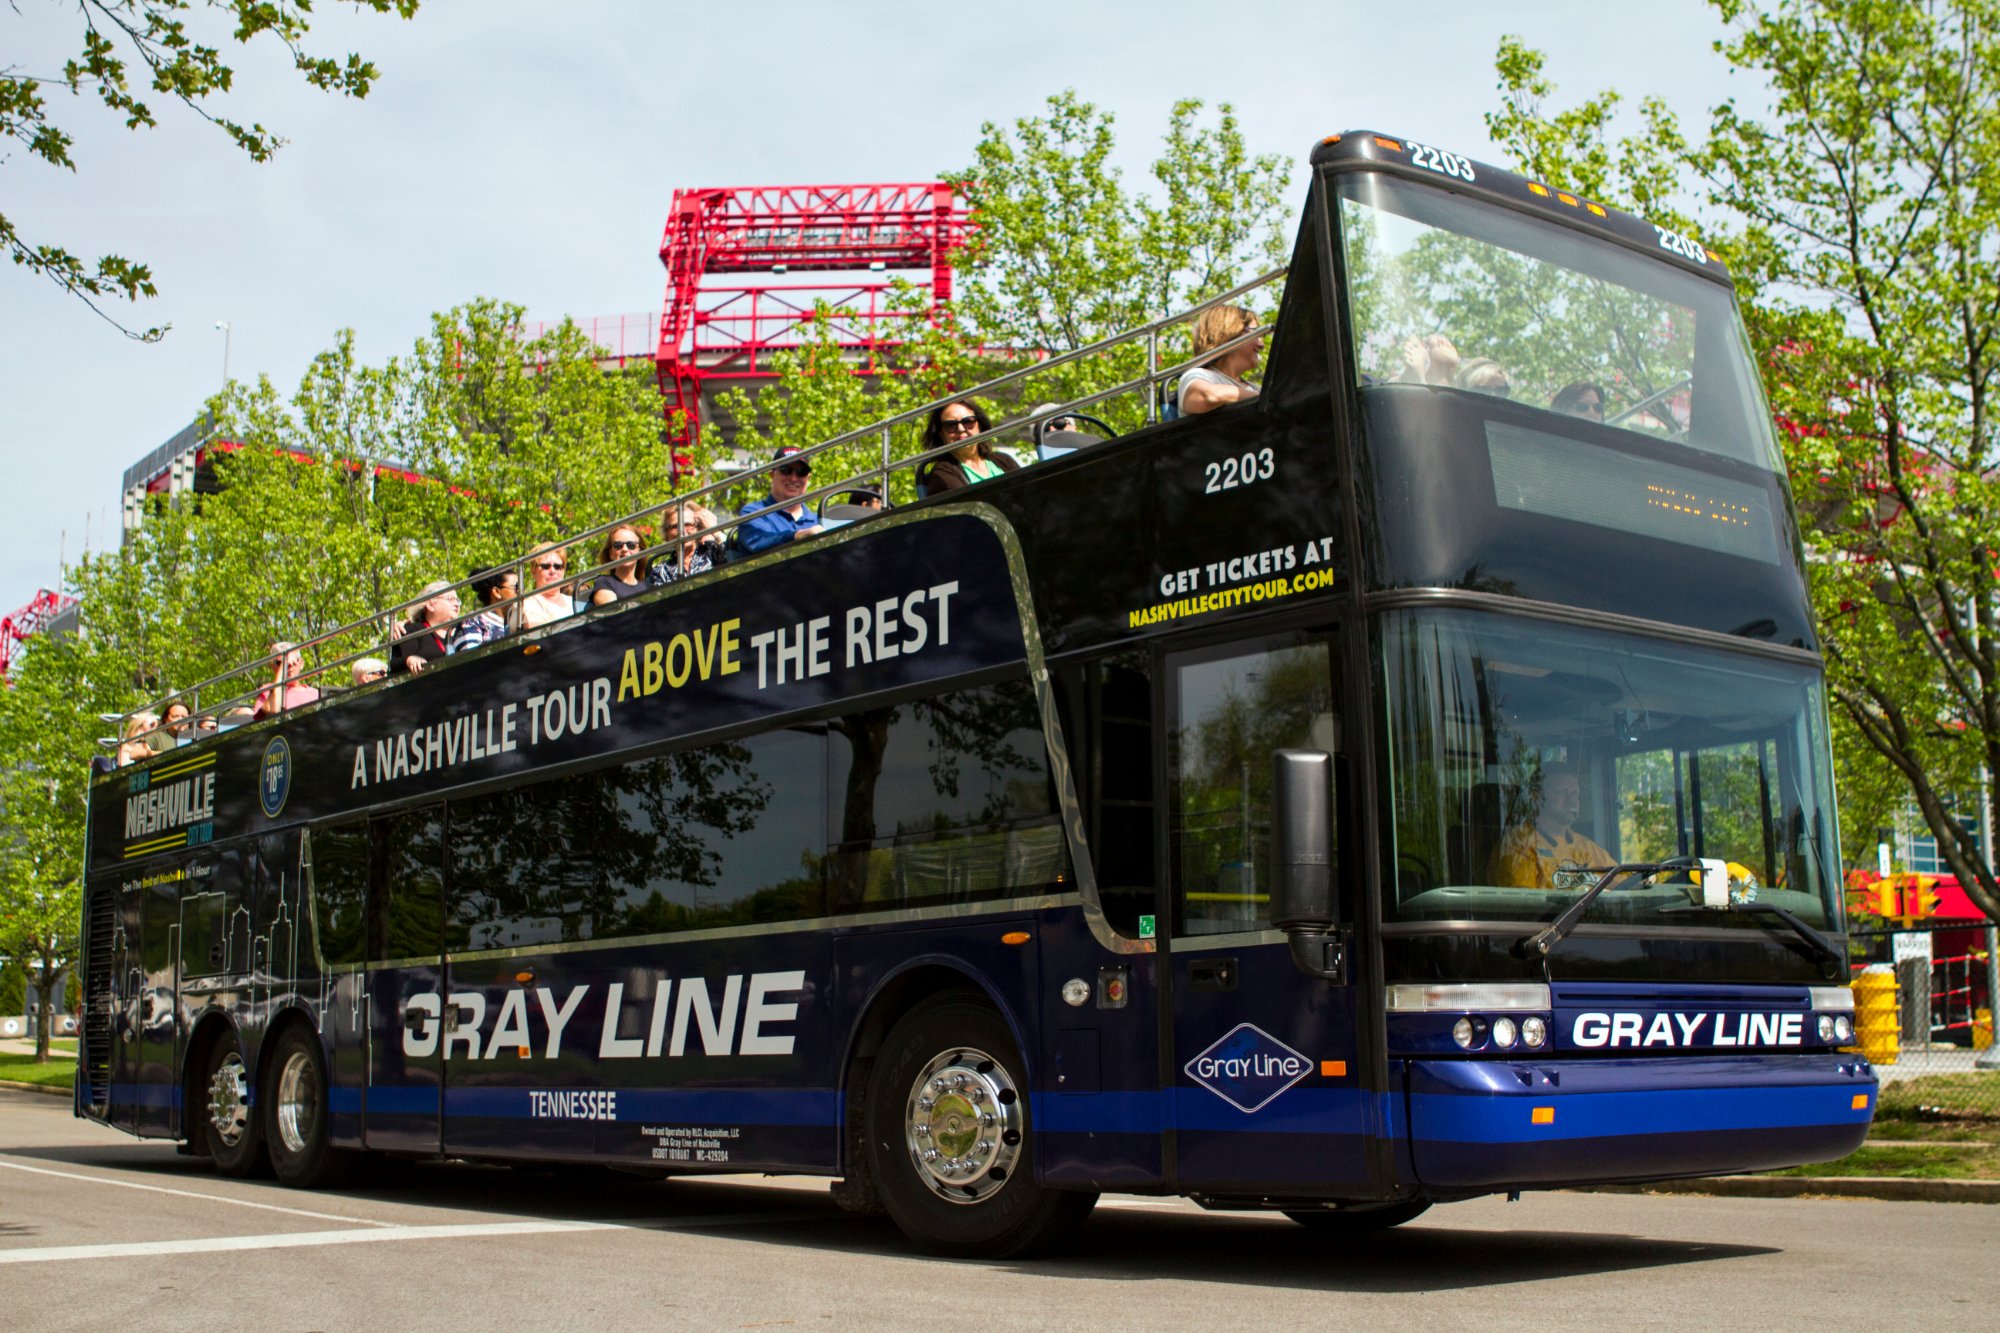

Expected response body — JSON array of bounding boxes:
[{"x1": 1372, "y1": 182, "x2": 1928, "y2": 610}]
[{"x1": 735, "y1": 446, "x2": 824, "y2": 554}]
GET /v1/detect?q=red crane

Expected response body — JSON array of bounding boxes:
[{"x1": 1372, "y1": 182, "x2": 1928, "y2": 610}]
[
  {"x1": 655, "y1": 183, "x2": 973, "y2": 454},
  {"x1": 0, "y1": 589, "x2": 77, "y2": 680}
]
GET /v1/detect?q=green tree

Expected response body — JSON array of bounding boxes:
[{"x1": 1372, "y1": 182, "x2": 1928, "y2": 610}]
[
  {"x1": 4, "y1": 0, "x2": 421, "y2": 338},
  {"x1": 1483, "y1": 6, "x2": 2000, "y2": 922},
  {"x1": 0, "y1": 635, "x2": 119, "y2": 1061}
]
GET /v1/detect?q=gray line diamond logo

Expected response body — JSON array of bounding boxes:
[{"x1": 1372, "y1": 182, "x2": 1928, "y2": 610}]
[{"x1": 1184, "y1": 1022, "x2": 1313, "y2": 1113}]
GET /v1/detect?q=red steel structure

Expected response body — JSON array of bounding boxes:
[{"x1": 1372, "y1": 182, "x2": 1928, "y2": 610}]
[
  {"x1": 655, "y1": 183, "x2": 973, "y2": 451},
  {"x1": 0, "y1": 589, "x2": 76, "y2": 681}
]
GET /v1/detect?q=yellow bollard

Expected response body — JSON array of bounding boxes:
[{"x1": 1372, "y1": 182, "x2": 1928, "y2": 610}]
[
  {"x1": 1851, "y1": 965, "x2": 1899, "y2": 1065},
  {"x1": 1975, "y1": 1007, "x2": 1993, "y2": 1052}
]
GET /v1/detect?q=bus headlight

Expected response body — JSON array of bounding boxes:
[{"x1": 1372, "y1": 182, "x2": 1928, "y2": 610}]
[
  {"x1": 1492, "y1": 1017, "x2": 1519, "y2": 1048},
  {"x1": 1833, "y1": 1015, "x2": 1854, "y2": 1043},
  {"x1": 1452, "y1": 1017, "x2": 1480, "y2": 1049},
  {"x1": 1521, "y1": 1016, "x2": 1548, "y2": 1048},
  {"x1": 1817, "y1": 1014, "x2": 1836, "y2": 1042}
]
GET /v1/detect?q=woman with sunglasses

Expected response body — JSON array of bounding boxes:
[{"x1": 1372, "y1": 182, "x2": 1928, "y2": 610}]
[
  {"x1": 648, "y1": 502, "x2": 724, "y2": 586},
  {"x1": 519, "y1": 541, "x2": 578, "y2": 629},
  {"x1": 588, "y1": 524, "x2": 652, "y2": 607},
  {"x1": 916, "y1": 399, "x2": 1017, "y2": 497}
]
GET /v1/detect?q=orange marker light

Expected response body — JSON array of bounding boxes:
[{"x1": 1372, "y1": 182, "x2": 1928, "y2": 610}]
[
  {"x1": 515, "y1": 970, "x2": 535, "y2": 984},
  {"x1": 1851, "y1": 1093, "x2": 1870, "y2": 1110},
  {"x1": 1321, "y1": 134, "x2": 1343, "y2": 145},
  {"x1": 518, "y1": 1046, "x2": 530, "y2": 1058},
  {"x1": 1373, "y1": 136, "x2": 1402, "y2": 152},
  {"x1": 1528, "y1": 183, "x2": 1551, "y2": 197},
  {"x1": 1557, "y1": 192, "x2": 1578, "y2": 207},
  {"x1": 1321, "y1": 1060, "x2": 1347, "y2": 1078},
  {"x1": 1531, "y1": 1106, "x2": 1556, "y2": 1125},
  {"x1": 523, "y1": 644, "x2": 542, "y2": 655},
  {"x1": 1586, "y1": 203, "x2": 1607, "y2": 217},
  {"x1": 1001, "y1": 931, "x2": 1031, "y2": 946}
]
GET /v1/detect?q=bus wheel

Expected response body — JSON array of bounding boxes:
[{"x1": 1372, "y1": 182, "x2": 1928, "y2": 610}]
[
  {"x1": 866, "y1": 997, "x2": 1096, "y2": 1258},
  {"x1": 1284, "y1": 1200, "x2": 1431, "y2": 1231},
  {"x1": 263, "y1": 1025, "x2": 361, "y2": 1189},
  {"x1": 200, "y1": 1033, "x2": 268, "y2": 1178}
]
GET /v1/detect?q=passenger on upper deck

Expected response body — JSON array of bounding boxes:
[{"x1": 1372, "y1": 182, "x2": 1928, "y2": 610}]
[
  {"x1": 520, "y1": 542, "x2": 577, "y2": 630},
  {"x1": 648, "y1": 503, "x2": 723, "y2": 586},
  {"x1": 351, "y1": 657, "x2": 388, "y2": 686},
  {"x1": 148, "y1": 701, "x2": 190, "y2": 752},
  {"x1": 1456, "y1": 358, "x2": 1512, "y2": 397},
  {"x1": 1552, "y1": 381, "x2": 1607, "y2": 421},
  {"x1": 843, "y1": 488, "x2": 885, "y2": 511},
  {"x1": 916, "y1": 401, "x2": 1018, "y2": 495},
  {"x1": 451, "y1": 566, "x2": 518, "y2": 653},
  {"x1": 390, "y1": 582, "x2": 459, "y2": 676},
  {"x1": 117, "y1": 713, "x2": 158, "y2": 766},
  {"x1": 1178, "y1": 305, "x2": 1264, "y2": 415},
  {"x1": 588, "y1": 525, "x2": 651, "y2": 606},
  {"x1": 736, "y1": 447, "x2": 823, "y2": 553},
  {"x1": 255, "y1": 641, "x2": 322, "y2": 717},
  {"x1": 1395, "y1": 333, "x2": 1461, "y2": 386},
  {"x1": 1486, "y1": 765, "x2": 1614, "y2": 890}
]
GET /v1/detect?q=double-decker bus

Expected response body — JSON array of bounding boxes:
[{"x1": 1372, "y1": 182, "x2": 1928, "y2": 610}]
[{"x1": 79, "y1": 129, "x2": 1873, "y2": 1258}]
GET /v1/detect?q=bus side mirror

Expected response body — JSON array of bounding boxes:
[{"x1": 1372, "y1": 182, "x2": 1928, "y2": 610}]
[{"x1": 1271, "y1": 749, "x2": 1347, "y2": 982}]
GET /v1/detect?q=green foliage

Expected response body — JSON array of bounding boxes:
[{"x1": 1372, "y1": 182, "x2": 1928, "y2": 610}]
[
  {"x1": 0, "y1": 1052, "x2": 77, "y2": 1089},
  {"x1": 1484, "y1": 5, "x2": 2000, "y2": 921},
  {"x1": 0, "y1": 959, "x2": 25, "y2": 1016},
  {"x1": 3, "y1": 1, "x2": 421, "y2": 337},
  {"x1": 71, "y1": 299, "x2": 671, "y2": 709}
]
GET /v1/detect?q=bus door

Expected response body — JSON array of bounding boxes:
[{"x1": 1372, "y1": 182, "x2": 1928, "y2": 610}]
[
  {"x1": 362, "y1": 806, "x2": 447, "y2": 1155},
  {"x1": 1163, "y1": 638, "x2": 1373, "y2": 1194}
]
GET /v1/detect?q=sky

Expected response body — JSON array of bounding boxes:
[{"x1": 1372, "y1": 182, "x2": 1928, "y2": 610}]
[{"x1": 0, "y1": 0, "x2": 1766, "y2": 611}]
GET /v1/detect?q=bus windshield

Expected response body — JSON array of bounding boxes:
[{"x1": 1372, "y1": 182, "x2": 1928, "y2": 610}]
[
  {"x1": 1382, "y1": 609, "x2": 1840, "y2": 931},
  {"x1": 1337, "y1": 172, "x2": 1782, "y2": 473}
]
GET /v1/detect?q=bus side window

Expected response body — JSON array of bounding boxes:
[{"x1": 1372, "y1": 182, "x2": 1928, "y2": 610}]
[
  {"x1": 1170, "y1": 640, "x2": 1336, "y2": 937},
  {"x1": 1054, "y1": 653, "x2": 1156, "y2": 938},
  {"x1": 307, "y1": 821, "x2": 370, "y2": 968},
  {"x1": 371, "y1": 808, "x2": 444, "y2": 961}
]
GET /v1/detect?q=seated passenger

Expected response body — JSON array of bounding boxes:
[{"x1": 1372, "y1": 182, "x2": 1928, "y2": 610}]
[
  {"x1": 736, "y1": 447, "x2": 824, "y2": 553},
  {"x1": 588, "y1": 525, "x2": 650, "y2": 607},
  {"x1": 843, "y1": 487, "x2": 885, "y2": 511},
  {"x1": 917, "y1": 400, "x2": 1019, "y2": 495},
  {"x1": 390, "y1": 582, "x2": 459, "y2": 675},
  {"x1": 1552, "y1": 380, "x2": 1607, "y2": 420},
  {"x1": 1486, "y1": 766, "x2": 1614, "y2": 889},
  {"x1": 520, "y1": 542, "x2": 577, "y2": 630},
  {"x1": 1178, "y1": 305, "x2": 1264, "y2": 415},
  {"x1": 451, "y1": 566, "x2": 518, "y2": 653},
  {"x1": 149, "y1": 701, "x2": 190, "y2": 752},
  {"x1": 1396, "y1": 333, "x2": 1461, "y2": 385},
  {"x1": 117, "y1": 713, "x2": 158, "y2": 766},
  {"x1": 255, "y1": 641, "x2": 322, "y2": 717},
  {"x1": 1457, "y1": 358, "x2": 1512, "y2": 397},
  {"x1": 351, "y1": 656, "x2": 389, "y2": 686},
  {"x1": 648, "y1": 504, "x2": 724, "y2": 586}
]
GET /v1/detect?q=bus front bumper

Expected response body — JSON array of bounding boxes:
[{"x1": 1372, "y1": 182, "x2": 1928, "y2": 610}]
[{"x1": 1403, "y1": 1052, "x2": 1876, "y2": 1190}]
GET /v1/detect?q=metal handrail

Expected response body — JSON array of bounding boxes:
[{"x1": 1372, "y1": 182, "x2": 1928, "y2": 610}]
[{"x1": 117, "y1": 267, "x2": 1287, "y2": 748}]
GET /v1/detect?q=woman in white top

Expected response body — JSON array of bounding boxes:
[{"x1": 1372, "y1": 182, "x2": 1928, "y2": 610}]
[
  {"x1": 519, "y1": 541, "x2": 578, "y2": 630},
  {"x1": 1177, "y1": 304, "x2": 1264, "y2": 415}
]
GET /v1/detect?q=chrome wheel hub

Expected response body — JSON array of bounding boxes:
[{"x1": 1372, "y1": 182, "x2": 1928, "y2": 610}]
[
  {"x1": 903, "y1": 1045, "x2": 1024, "y2": 1204},
  {"x1": 275, "y1": 1049, "x2": 318, "y2": 1154},
  {"x1": 207, "y1": 1052, "x2": 251, "y2": 1147}
]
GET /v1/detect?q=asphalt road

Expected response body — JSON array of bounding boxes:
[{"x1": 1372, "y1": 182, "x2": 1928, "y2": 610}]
[{"x1": 1, "y1": 1086, "x2": 1991, "y2": 1331}]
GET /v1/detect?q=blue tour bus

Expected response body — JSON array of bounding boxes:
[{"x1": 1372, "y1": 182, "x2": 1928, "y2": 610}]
[{"x1": 79, "y1": 129, "x2": 1873, "y2": 1257}]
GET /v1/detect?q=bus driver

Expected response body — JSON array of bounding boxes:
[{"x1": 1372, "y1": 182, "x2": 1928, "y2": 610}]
[{"x1": 1487, "y1": 765, "x2": 1613, "y2": 890}]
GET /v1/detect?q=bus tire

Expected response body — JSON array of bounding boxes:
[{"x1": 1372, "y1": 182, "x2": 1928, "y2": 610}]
[
  {"x1": 263, "y1": 1025, "x2": 362, "y2": 1189},
  {"x1": 199, "y1": 1030, "x2": 269, "y2": 1178},
  {"x1": 866, "y1": 996, "x2": 1096, "y2": 1258},
  {"x1": 1284, "y1": 1199, "x2": 1431, "y2": 1231}
]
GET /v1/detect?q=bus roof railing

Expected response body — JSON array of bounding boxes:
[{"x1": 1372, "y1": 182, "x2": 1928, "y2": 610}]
[{"x1": 115, "y1": 265, "x2": 1288, "y2": 749}]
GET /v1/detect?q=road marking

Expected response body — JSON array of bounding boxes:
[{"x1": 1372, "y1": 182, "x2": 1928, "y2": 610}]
[
  {"x1": 0, "y1": 1220, "x2": 619, "y2": 1266},
  {"x1": 0, "y1": 1159, "x2": 390, "y2": 1227}
]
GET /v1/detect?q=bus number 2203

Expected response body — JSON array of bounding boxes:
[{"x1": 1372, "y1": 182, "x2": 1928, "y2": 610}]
[{"x1": 1204, "y1": 447, "x2": 1276, "y2": 495}]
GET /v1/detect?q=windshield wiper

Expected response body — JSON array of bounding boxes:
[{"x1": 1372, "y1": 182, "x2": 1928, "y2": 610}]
[
  {"x1": 1517, "y1": 857, "x2": 1700, "y2": 962},
  {"x1": 1659, "y1": 900, "x2": 1846, "y2": 980}
]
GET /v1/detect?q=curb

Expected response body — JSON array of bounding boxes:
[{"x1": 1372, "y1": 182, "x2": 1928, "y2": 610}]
[
  {"x1": 1581, "y1": 1174, "x2": 2000, "y2": 1204},
  {"x1": 0, "y1": 1079, "x2": 73, "y2": 1099}
]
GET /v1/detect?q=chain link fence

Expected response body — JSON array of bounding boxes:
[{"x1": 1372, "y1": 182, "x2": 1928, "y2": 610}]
[{"x1": 1850, "y1": 920, "x2": 2000, "y2": 1122}]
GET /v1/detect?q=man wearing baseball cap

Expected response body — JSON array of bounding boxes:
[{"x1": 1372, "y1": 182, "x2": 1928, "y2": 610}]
[{"x1": 735, "y1": 446, "x2": 823, "y2": 554}]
